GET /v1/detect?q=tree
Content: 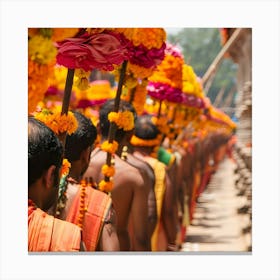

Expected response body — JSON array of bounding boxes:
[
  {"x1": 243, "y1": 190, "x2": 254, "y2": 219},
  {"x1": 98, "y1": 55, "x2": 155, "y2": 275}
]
[{"x1": 168, "y1": 28, "x2": 237, "y2": 107}]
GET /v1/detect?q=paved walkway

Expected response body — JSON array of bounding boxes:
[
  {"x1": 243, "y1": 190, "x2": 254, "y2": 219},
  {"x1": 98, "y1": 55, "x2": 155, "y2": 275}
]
[{"x1": 181, "y1": 158, "x2": 251, "y2": 252}]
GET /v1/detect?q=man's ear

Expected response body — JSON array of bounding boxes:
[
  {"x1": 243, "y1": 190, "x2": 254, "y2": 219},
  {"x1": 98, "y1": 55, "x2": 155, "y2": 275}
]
[
  {"x1": 80, "y1": 146, "x2": 91, "y2": 163},
  {"x1": 44, "y1": 165, "x2": 56, "y2": 189}
]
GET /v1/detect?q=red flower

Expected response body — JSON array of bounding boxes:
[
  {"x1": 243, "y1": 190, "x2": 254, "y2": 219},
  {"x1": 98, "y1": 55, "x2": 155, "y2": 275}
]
[{"x1": 56, "y1": 31, "x2": 130, "y2": 72}]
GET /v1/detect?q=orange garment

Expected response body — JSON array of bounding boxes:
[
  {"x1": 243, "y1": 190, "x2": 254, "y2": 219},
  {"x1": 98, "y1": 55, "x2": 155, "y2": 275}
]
[
  {"x1": 144, "y1": 156, "x2": 167, "y2": 251},
  {"x1": 65, "y1": 184, "x2": 112, "y2": 251},
  {"x1": 28, "y1": 202, "x2": 81, "y2": 252}
]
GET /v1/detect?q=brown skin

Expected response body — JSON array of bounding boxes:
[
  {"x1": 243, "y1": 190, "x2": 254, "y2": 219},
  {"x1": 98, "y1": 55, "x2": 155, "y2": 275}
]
[
  {"x1": 83, "y1": 148, "x2": 150, "y2": 251},
  {"x1": 133, "y1": 147, "x2": 178, "y2": 251},
  {"x1": 61, "y1": 146, "x2": 120, "y2": 252},
  {"x1": 125, "y1": 153, "x2": 157, "y2": 243},
  {"x1": 29, "y1": 165, "x2": 84, "y2": 251},
  {"x1": 29, "y1": 165, "x2": 59, "y2": 213}
]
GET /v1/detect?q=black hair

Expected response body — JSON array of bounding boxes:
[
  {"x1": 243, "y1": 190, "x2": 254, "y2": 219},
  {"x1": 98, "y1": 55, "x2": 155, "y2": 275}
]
[
  {"x1": 99, "y1": 99, "x2": 137, "y2": 142},
  {"x1": 65, "y1": 111, "x2": 97, "y2": 162},
  {"x1": 134, "y1": 114, "x2": 160, "y2": 140},
  {"x1": 28, "y1": 117, "x2": 63, "y2": 187}
]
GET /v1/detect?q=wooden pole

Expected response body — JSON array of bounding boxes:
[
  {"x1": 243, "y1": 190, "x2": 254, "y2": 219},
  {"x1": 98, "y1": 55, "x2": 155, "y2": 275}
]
[
  {"x1": 105, "y1": 60, "x2": 128, "y2": 167},
  {"x1": 202, "y1": 28, "x2": 244, "y2": 88}
]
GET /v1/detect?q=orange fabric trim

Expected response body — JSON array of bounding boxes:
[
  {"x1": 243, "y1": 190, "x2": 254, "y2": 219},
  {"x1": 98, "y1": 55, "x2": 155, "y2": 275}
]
[
  {"x1": 66, "y1": 185, "x2": 112, "y2": 251},
  {"x1": 28, "y1": 208, "x2": 81, "y2": 252}
]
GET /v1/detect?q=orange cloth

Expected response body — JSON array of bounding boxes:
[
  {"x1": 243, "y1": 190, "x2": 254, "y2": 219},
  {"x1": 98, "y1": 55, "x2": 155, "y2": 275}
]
[
  {"x1": 66, "y1": 185, "x2": 112, "y2": 251},
  {"x1": 28, "y1": 207, "x2": 81, "y2": 252},
  {"x1": 144, "y1": 156, "x2": 167, "y2": 251}
]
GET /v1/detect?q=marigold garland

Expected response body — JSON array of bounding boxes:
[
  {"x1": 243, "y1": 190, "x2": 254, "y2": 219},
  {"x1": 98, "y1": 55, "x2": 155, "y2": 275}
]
[
  {"x1": 101, "y1": 164, "x2": 116, "y2": 178},
  {"x1": 108, "y1": 111, "x2": 134, "y2": 131},
  {"x1": 100, "y1": 140, "x2": 119, "y2": 154},
  {"x1": 60, "y1": 158, "x2": 71, "y2": 177},
  {"x1": 98, "y1": 180, "x2": 113, "y2": 193},
  {"x1": 130, "y1": 135, "x2": 161, "y2": 147}
]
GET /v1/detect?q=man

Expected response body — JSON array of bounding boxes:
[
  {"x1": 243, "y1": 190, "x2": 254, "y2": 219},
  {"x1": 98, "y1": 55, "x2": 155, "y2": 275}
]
[
  {"x1": 83, "y1": 100, "x2": 151, "y2": 251},
  {"x1": 102, "y1": 99, "x2": 157, "y2": 247},
  {"x1": 58, "y1": 111, "x2": 120, "y2": 251},
  {"x1": 28, "y1": 117, "x2": 82, "y2": 252},
  {"x1": 131, "y1": 114, "x2": 178, "y2": 251}
]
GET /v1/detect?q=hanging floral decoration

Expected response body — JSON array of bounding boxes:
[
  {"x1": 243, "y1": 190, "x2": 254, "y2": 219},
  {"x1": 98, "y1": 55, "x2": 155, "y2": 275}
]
[
  {"x1": 108, "y1": 111, "x2": 134, "y2": 131},
  {"x1": 56, "y1": 158, "x2": 71, "y2": 217},
  {"x1": 34, "y1": 107, "x2": 78, "y2": 135},
  {"x1": 100, "y1": 140, "x2": 119, "y2": 155}
]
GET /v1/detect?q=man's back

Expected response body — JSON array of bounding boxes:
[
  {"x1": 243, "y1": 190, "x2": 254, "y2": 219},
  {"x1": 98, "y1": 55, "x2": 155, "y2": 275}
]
[{"x1": 83, "y1": 148, "x2": 150, "y2": 251}]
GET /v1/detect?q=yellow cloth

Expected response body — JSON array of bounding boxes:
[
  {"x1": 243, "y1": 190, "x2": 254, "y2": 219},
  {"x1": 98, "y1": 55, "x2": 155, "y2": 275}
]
[{"x1": 144, "y1": 156, "x2": 166, "y2": 251}]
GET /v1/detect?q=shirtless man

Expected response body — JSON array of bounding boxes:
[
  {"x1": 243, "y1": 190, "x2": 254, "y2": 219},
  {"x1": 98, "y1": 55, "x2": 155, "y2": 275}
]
[
  {"x1": 83, "y1": 100, "x2": 151, "y2": 251},
  {"x1": 131, "y1": 114, "x2": 178, "y2": 251},
  {"x1": 104, "y1": 99, "x2": 157, "y2": 245},
  {"x1": 57, "y1": 111, "x2": 120, "y2": 251}
]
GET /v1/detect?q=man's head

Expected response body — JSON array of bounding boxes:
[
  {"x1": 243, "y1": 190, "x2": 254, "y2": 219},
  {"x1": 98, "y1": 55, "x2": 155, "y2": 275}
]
[
  {"x1": 28, "y1": 117, "x2": 63, "y2": 210},
  {"x1": 99, "y1": 99, "x2": 137, "y2": 142},
  {"x1": 134, "y1": 114, "x2": 160, "y2": 140},
  {"x1": 65, "y1": 111, "x2": 97, "y2": 175}
]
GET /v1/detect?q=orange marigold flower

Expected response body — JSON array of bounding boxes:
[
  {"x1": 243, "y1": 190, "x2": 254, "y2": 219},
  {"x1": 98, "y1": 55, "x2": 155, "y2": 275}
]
[
  {"x1": 98, "y1": 180, "x2": 113, "y2": 193},
  {"x1": 101, "y1": 164, "x2": 116, "y2": 177},
  {"x1": 101, "y1": 140, "x2": 119, "y2": 154},
  {"x1": 51, "y1": 28, "x2": 79, "y2": 42},
  {"x1": 108, "y1": 111, "x2": 134, "y2": 131}
]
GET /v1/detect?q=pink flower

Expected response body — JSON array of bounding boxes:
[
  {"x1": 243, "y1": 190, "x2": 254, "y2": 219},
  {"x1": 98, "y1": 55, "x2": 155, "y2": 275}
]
[
  {"x1": 129, "y1": 43, "x2": 166, "y2": 68},
  {"x1": 56, "y1": 31, "x2": 130, "y2": 72}
]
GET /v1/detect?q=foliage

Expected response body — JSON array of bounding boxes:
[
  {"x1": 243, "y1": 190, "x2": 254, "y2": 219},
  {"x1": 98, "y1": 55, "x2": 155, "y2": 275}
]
[{"x1": 167, "y1": 28, "x2": 237, "y2": 106}]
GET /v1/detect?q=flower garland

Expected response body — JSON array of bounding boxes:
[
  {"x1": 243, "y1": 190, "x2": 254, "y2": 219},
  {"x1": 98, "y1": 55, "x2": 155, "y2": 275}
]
[
  {"x1": 130, "y1": 135, "x2": 161, "y2": 147},
  {"x1": 77, "y1": 179, "x2": 87, "y2": 228},
  {"x1": 34, "y1": 107, "x2": 78, "y2": 135},
  {"x1": 56, "y1": 158, "x2": 71, "y2": 217},
  {"x1": 100, "y1": 140, "x2": 119, "y2": 154},
  {"x1": 108, "y1": 111, "x2": 134, "y2": 131}
]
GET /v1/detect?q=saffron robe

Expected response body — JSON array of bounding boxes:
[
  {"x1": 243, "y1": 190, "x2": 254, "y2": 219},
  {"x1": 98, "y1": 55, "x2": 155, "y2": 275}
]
[
  {"x1": 64, "y1": 183, "x2": 112, "y2": 251},
  {"x1": 28, "y1": 207, "x2": 81, "y2": 252}
]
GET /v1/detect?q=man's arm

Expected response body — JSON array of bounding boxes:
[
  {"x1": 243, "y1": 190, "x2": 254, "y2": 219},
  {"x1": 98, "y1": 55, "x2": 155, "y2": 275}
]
[
  {"x1": 129, "y1": 171, "x2": 151, "y2": 251},
  {"x1": 99, "y1": 206, "x2": 120, "y2": 251},
  {"x1": 162, "y1": 172, "x2": 178, "y2": 251}
]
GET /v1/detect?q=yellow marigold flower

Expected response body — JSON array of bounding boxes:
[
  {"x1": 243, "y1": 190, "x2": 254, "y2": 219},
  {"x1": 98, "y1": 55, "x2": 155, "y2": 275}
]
[
  {"x1": 28, "y1": 59, "x2": 55, "y2": 114},
  {"x1": 101, "y1": 164, "x2": 116, "y2": 177},
  {"x1": 108, "y1": 111, "x2": 134, "y2": 131},
  {"x1": 101, "y1": 140, "x2": 119, "y2": 154},
  {"x1": 51, "y1": 28, "x2": 79, "y2": 42},
  {"x1": 98, "y1": 180, "x2": 113, "y2": 193},
  {"x1": 28, "y1": 35, "x2": 57, "y2": 65},
  {"x1": 34, "y1": 109, "x2": 78, "y2": 135}
]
